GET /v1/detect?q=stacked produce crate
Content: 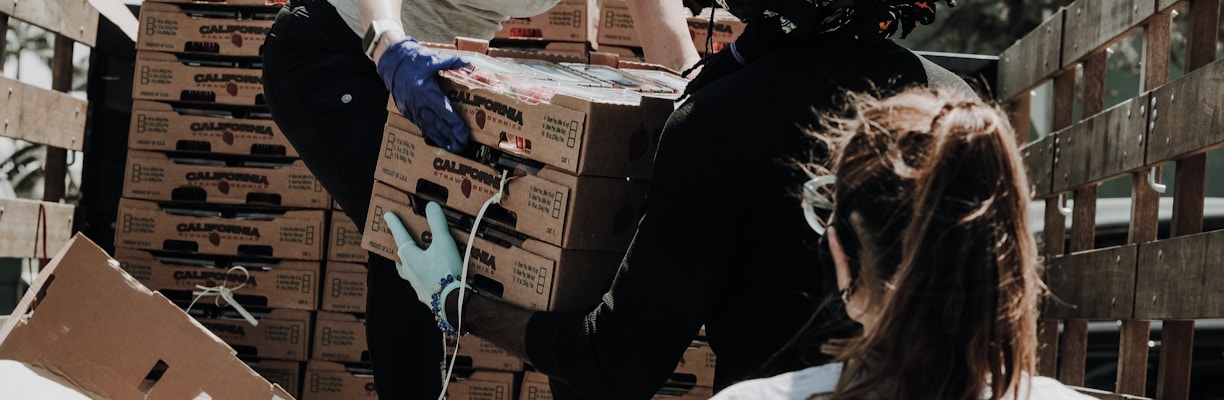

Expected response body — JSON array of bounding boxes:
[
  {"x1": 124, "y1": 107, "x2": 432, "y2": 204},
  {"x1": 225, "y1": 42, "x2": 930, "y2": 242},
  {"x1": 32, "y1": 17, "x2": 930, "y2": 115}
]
[
  {"x1": 114, "y1": 0, "x2": 319, "y2": 397},
  {"x1": 360, "y1": 40, "x2": 707, "y2": 398},
  {"x1": 491, "y1": 0, "x2": 598, "y2": 60},
  {"x1": 686, "y1": 7, "x2": 746, "y2": 55},
  {"x1": 594, "y1": 0, "x2": 649, "y2": 60}
]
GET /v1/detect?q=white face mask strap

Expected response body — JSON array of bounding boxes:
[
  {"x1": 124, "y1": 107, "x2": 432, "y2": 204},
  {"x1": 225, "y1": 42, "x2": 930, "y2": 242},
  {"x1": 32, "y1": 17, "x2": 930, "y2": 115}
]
[{"x1": 438, "y1": 169, "x2": 514, "y2": 399}]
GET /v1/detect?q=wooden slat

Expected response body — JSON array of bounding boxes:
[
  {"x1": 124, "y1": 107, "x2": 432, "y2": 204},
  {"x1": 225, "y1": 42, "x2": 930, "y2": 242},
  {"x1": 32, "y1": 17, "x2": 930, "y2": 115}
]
[
  {"x1": 1158, "y1": 0, "x2": 1183, "y2": 11},
  {"x1": 0, "y1": 0, "x2": 99, "y2": 47},
  {"x1": 1146, "y1": 60, "x2": 1224, "y2": 163},
  {"x1": 1187, "y1": 0, "x2": 1221, "y2": 70},
  {"x1": 998, "y1": 10, "x2": 1064, "y2": 101},
  {"x1": 0, "y1": 198, "x2": 74, "y2": 259},
  {"x1": 1010, "y1": 95, "x2": 1032, "y2": 145},
  {"x1": 1157, "y1": 321, "x2": 1195, "y2": 400},
  {"x1": 1134, "y1": 231, "x2": 1224, "y2": 318},
  {"x1": 1061, "y1": 0, "x2": 1156, "y2": 67},
  {"x1": 1059, "y1": 319, "x2": 1089, "y2": 386},
  {"x1": 1116, "y1": 321, "x2": 1151, "y2": 395},
  {"x1": 1022, "y1": 134, "x2": 1056, "y2": 198},
  {"x1": 1051, "y1": 97, "x2": 1148, "y2": 192},
  {"x1": 1044, "y1": 246, "x2": 1138, "y2": 320},
  {"x1": 43, "y1": 35, "x2": 74, "y2": 203},
  {"x1": 0, "y1": 77, "x2": 87, "y2": 151},
  {"x1": 1038, "y1": 319, "x2": 1060, "y2": 377}
]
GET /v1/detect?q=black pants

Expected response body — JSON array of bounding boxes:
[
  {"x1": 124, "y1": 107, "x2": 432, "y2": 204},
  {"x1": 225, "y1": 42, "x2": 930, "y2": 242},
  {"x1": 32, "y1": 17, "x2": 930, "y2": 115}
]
[{"x1": 262, "y1": 1, "x2": 443, "y2": 398}]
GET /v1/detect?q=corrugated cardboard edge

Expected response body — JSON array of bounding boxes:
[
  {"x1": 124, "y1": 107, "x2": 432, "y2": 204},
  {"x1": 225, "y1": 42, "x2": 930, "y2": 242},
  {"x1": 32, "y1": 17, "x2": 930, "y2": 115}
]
[{"x1": 0, "y1": 233, "x2": 293, "y2": 400}]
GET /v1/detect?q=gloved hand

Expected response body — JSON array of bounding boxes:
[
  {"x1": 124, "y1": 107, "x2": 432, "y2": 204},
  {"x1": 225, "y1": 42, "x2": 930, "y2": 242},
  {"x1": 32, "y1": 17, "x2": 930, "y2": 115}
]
[
  {"x1": 376, "y1": 38, "x2": 471, "y2": 152},
  {"x1": 383, "y1": 202, "x2": 463, "y2": 307}
]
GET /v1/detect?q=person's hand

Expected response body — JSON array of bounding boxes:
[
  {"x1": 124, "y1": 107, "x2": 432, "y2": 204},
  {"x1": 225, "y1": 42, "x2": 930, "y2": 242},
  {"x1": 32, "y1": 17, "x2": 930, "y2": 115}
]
[
  {"x1": 376, "y1": 38, "x2": 471, "y2": 152},
  {"x1": 383, "y1": 202, "x2": 463, "y2": 307}
]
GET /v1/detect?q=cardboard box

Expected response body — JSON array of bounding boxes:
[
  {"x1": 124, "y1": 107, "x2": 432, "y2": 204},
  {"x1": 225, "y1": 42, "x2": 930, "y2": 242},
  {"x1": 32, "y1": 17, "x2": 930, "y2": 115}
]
[
  {"x1": 597, "y1": 0, "x2": 641, "y2": 47},
  {"x1": 520, "y1": 370, "x2": 553, "y2": 400},
  {"x1": 302, "y1": 361, "x2": 377, "y2": 400},
  {"x1": 192, "y1": 308, "x2": 312, "y2": 362},
  {"x1": 250, "y1": 359, "x2": 304, "y2": 399},
  {"x1": 129, "y1": 100, "x2": 297, "y2": 157},
  {"x1": 687, "y1": 13, "x2": 746, "y2": 54},
  {"x1": 375, "y1": 125, "x2": 650, "y2": 251},
  {"x1": 321, "y1": 261, "x2": 368, "y2": 313},
  {"x1": 364, "y1": 182, "x2": 621, "y2": 311},
  {"x1": 0, "y1": 234, "x2": 292, "y2": 399},
  {"x1": 494, "y1": 0, "x2": 595, "y2": 44},
  {"x1": 134, "y1": 50, "x2": 266, "y2": 107},
  {"x1": 328, "y1": 212, "x2": 369, "y2": 263},
  {"x1": 673, "y1": 341, "x2": 716, "y2": 389},
  {"x1": 311, "y1": 311, "x2": 369, "y2": 364},
  {"x1": 389, "y1": 62, "x2": 673, "y2": 180},
  {"x1": 447, "y1": 370, "x2": 516, "y2": 400},
  {"x1": 123, "y1": 150, "x2": 329, "y2": 208},
  {"x1": 448, "y1": 334, "x2": 524, "y2": 373},
  {"x1": 115, "y1": 247, "x2": 321, "y2": 311},
  {"x1": 654, "y1": 386, "x2": 713, "y2": 400},
  {"x1": 116, "y1": 198, "x2": 326, "y2": 260},
  {"x1": 137, "y1": 2, "x2": 274, "y2": 57}
]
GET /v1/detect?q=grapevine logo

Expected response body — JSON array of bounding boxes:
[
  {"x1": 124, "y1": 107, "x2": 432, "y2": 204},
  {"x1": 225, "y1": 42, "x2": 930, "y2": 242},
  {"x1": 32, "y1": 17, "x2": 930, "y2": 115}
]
[
  {"x1": 174, "y1": 270, "x2": 259, "y2": 287},
  {"x1": 177, "y1": 223, "x2": 262, "y2": 246},
  {"x1": 433, "y1": 158, "x2": 499, "y2": 198},
  {"x1": 447, "y1": 90, "x2": 523, "y2": 126}
]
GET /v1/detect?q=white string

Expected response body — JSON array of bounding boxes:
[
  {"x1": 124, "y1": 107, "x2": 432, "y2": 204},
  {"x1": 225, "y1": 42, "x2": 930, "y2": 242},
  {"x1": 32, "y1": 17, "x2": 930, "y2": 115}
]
[
  {"x1": 185, "y1": 266, "x2": 259, "y2": 327},
  {"x1": 438, "y1": 169, "x2": 514, "y2": 399}
]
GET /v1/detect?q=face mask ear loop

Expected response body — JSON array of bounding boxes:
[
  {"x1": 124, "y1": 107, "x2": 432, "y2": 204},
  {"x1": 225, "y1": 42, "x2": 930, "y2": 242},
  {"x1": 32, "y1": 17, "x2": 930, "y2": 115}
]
[{"x1": 437, "y1": 169, "x2": 515, "y2": 399}]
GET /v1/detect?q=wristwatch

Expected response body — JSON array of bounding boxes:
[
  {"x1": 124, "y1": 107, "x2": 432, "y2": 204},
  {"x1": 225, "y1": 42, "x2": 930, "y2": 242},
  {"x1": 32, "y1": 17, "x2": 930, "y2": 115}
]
[{"x1": 363, "y1": 19, "x2": 404, "y2": 60}]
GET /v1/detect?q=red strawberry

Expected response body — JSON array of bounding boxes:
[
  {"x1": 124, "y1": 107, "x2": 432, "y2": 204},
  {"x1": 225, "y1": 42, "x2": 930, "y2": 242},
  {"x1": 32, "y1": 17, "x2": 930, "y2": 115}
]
[
  {"x1": 232, "y1": 34, "x2": 243, "y2": 47},
  {"x1": 227, "y1": 83, "x2": 239, "y2": 96},
  {"x1": 218, "y1": 180, "x2": 230, "y2": 194},
  {"x1": 475, "y1": 110, "x2": 487, "y2": 129},
  {"x1": 223, "y1": 130, "x2": 234, "y2": 145},
  {"x1": 209, "y1": 232, "x2": 221, "y2": 246},
  {"x1": 461, "y1": 178, "x2": 472, "y2": 198}
]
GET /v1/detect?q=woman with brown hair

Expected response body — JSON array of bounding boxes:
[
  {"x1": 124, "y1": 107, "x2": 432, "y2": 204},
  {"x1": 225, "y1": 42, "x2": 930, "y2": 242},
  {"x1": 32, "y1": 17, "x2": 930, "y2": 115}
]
[{"x1": 713, "y1": 88, "x2": 1092, "y2": 400}]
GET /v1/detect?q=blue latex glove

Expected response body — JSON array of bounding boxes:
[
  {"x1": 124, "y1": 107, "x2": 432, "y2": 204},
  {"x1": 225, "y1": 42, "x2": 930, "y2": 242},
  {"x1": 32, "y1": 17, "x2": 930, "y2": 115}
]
[
  {"x1": 376, "y1": 38, "x2": 471, "y2": 152},
  {"x1": 383, "y1": 202, "x2": 463, "y2": 307}
]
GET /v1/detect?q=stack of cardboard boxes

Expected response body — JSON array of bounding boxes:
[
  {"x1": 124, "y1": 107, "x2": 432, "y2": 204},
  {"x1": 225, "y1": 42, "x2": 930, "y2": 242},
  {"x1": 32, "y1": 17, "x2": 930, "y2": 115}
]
[
  {"x1": 686, "y1": 8, "x2": 747, "y2": 56},
  {"x1": 593, "y1": 0, "x2": 648, "y2": 60},
  {"x1": 115, "y1": 0, "x2": 329, "y2": 397},
  {"x1": 491, "y1": 0, "x2": 598, "y2": 61}
]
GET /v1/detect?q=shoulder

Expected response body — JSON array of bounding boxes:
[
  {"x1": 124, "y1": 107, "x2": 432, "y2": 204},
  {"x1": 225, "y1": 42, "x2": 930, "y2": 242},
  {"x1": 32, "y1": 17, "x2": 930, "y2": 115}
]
[
  {"x1": 1023, "y1": 376, "x2": 1098, "y2": 399},
  {"x1": 711, "y1": 363, "x2": 843, "y2": 400}
]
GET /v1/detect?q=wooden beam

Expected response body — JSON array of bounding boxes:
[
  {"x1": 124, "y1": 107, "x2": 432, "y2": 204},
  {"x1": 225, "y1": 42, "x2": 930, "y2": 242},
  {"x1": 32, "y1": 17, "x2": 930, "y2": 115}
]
[
  {"x1": 1023, "y1": 134, "x2": 1056, "y2": 199},
  {"x1": 1157, "y1": 321, "x2": 1196, "y2": 400},
  {"x1": 998, "y1": 10, "x2": 1064, "y2": 102},
  {"x1": 1146, "y1": 61, "x2": 1224, "y2": 164},
  {"x1": 0, "y1": 0, "x2": 99, "y2": 47},
  {"x1": 0, "y1": 199, "x2": 75, "y2": 259},
  {"x1": 1061, "y1": 0, "x2": 1156, "y2": 68},
  {"x1": 1135, "y1": 232, "x2": 1223, "y2": 319},
  {"x1": 42, "y1": 35, "x2": 74, "y2": 204},
  {"x1": 1059, "y1": 319, "x2": 1089, "y2": 386},
  {"x1": 1010, "y1": 95, "x2": 1032, "y2": 145},
  {"x1": 0, "y1": 78, "x2": 87, "y2": 151},
  {"x1": 1038, "y1": 319, "x2": 1061, "y2": 378},
  {"x1": 1050, "y1": 97, "x2": 1147, "y2": 193},
  {"x1": 1186, "y1": 0, "x2": 1221, "y2": 71},
  {"x1": 1043, "y1": 246, "x2": 1137, "y2": 320}
]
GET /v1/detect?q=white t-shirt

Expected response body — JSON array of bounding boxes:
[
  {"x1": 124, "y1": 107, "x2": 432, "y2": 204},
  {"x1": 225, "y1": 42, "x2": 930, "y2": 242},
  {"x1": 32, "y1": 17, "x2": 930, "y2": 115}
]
[
  {"x1": 327, "y1": 0, "x2": 561, "y2": 44},
  {"x1": 711, "y1": 363, "x2": 1096, "y2": 400}
]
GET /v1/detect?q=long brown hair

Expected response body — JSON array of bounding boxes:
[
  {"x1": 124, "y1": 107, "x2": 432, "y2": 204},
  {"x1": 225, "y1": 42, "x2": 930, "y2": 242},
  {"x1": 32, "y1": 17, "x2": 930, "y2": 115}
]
[{"x1": 817, "y1": 88, "x2": 1042, "y2": 400}]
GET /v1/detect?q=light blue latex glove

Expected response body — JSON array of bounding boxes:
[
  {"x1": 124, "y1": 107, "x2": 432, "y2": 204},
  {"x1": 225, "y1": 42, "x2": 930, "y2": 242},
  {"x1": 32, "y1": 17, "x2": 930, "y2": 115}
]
[
  {"x1": 376, "y1": 38, "x2": 471, "y2": 152},
  {"x1": 383, "y1": 202, "x2": 463, "y2": 307}
]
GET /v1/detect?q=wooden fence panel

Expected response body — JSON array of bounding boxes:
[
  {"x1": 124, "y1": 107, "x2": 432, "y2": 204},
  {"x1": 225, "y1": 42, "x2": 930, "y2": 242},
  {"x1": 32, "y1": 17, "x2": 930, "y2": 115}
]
[
  {"x1": 0, "y1": 0, "x2": 98, "y2": 46},
  {"x1": 1061, "y1": 0, "x2": 1156, "y2": 67},
  {"x1": 1134, "y1": 224, "x2": 1224, "y2": 320},
  {"x1": 1145, "y1": 60, "x2": 1224, "y2": 163},
  {"x1": 0, "y1": 77, "x2": 88, "y2": 151},
  {"x1": 1022, "y1": 134, "x2": 1056, "y2": 199},
  {"x1": 1051, "y1": 96, "x2": 1148, "y2": 193},
  {"x1": 997, "y1": 10, "x2": 1064, "y2": 102},
  {"x1": 1043, "y1": 245, "x2": 1138, "y2": 320},
  {"x1": 0, "y1": 198, "x2": 75, "y2": 259}
]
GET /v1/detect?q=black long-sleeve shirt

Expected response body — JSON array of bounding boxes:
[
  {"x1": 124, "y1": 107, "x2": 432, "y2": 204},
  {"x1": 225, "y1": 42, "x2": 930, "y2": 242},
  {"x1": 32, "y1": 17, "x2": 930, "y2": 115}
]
[{"x1": 525, "y1": 37, "x2": 971, "y2": 400}]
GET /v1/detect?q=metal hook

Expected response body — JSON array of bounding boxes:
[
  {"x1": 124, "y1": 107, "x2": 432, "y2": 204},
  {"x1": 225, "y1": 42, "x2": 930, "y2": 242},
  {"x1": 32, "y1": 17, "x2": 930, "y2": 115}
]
[
  {"x1": 1057, "y1": 193, "x2": 1073, "y2": 217},
  {"x1": 1147, "y1": 168, "x2": 1167, "y2": 193},
  {"x1": 67, "y1": 150, "x2": 76, "y2": 166}
]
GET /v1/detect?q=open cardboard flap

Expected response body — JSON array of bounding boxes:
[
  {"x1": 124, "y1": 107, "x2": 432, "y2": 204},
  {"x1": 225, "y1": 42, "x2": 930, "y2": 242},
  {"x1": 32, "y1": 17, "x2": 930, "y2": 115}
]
[{"x1": 0, "y1": 233, "x2": 293, "y2": 399}]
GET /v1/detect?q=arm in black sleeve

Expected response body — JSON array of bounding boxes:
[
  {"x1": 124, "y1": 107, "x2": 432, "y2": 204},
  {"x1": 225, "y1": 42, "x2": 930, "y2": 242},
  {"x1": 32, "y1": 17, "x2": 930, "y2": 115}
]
[{"x1": 523, "y1": 100, "x2": 754, "y2": 399}]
